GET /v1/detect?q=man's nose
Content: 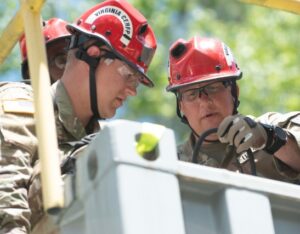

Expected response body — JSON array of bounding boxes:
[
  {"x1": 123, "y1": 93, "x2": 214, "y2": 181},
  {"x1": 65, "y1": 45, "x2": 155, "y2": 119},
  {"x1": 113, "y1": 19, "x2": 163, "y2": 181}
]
[{"x1": 198, "y1": 90, "x2": 210, "y2": 101}]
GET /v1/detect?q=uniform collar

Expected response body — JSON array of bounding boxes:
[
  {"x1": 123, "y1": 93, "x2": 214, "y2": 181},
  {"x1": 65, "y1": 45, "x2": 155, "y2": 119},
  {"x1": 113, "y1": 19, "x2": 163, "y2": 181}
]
[{"x1": 51, "y1": 80, "x2": 86, "y2": 140}]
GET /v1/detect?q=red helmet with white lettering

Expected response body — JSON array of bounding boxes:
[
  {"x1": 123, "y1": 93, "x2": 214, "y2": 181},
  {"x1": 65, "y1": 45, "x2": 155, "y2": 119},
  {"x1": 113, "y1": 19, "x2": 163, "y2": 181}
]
[
  {"x1": 167, "y1": 36, "x2": 242, "y2": 92},
  {"x1": 67, "y1": 0, "x2": 157, "y2": 87},
  {"x1": 20, "y1": 18, "x2": 71, "y2": 62}
]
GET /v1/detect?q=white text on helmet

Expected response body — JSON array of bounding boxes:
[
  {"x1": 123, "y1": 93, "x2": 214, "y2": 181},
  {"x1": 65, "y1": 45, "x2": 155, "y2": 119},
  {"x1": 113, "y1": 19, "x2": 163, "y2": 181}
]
[
  {"x1": 85, "y1": 6, "x2": 133, "y2": 46},
  {"x1": 222, "y1": 43, "x2": 234, "y2": 66}
]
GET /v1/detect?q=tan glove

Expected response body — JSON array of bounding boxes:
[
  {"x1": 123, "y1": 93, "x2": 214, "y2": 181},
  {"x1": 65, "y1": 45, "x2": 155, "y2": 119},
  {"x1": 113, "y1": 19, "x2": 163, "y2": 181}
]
[{"x1": 217, "y1": 115, "x2": 268, "y2": 153}]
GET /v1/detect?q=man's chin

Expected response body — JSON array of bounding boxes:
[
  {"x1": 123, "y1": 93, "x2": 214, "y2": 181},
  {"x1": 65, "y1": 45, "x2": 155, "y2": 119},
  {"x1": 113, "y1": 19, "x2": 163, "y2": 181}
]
[
  {"x1": 100, "y1": 109, "x2": 116, "y2": 119},
  {"x1": 196, "y1": 124, "x2": 219, "y2": 141},
  {"x1": 197, "y1": 129, "x2": 218, "y2": 140},
  {"x1": 201, "y1": 124, "x2": 219, "y2": 132},
  {"x1": 205, "y1": 134, "x2": 219, "y2": 142},
  {"x1": 105, "y1": 112, "x2": 115, "y2": 119},
  {"x1": 201, "y1": 118, "x2": 221, "y2": 132}
]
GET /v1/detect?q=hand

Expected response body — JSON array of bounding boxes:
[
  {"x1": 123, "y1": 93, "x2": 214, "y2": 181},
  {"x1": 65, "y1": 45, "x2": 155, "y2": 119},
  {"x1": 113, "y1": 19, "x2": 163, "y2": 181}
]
[{"x1": 217, "y1": 115, "x2": 268, "y2": 153}]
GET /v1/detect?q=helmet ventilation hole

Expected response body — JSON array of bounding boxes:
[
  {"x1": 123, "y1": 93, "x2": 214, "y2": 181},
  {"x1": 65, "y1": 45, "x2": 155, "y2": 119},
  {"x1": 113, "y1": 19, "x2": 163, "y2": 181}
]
[
  {"x1": 138, "y1": 24, "x2": 148, "y2": 35},
  {"x1": 215, "y1": 65, "x2": 222, "y2": 72},
  {"x1": 171, "y1": 43, "x2": 186, "y2": 58},
  {"x1": 77, "y1": 19, "x2": 82, "y2": 25}
]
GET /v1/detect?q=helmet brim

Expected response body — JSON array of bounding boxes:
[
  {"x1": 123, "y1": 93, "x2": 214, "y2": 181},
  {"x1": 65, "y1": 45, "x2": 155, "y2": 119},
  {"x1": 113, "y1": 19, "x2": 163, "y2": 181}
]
[{"x1": 166, "y1": 72, "x2": 242, "y2": 92}]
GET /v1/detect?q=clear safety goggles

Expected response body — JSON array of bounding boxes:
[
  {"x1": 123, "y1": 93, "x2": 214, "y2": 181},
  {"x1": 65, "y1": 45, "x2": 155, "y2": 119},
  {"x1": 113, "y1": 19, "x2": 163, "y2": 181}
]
[{"x1": 116, "y1": 62, "x2": 141, "y2": 89}]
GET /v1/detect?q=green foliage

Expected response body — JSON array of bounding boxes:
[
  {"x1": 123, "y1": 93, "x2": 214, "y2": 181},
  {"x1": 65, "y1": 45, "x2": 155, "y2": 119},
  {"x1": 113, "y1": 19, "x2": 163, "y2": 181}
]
[{"x1": 0, "y1": 0, "x2": 299, "y2": 142}]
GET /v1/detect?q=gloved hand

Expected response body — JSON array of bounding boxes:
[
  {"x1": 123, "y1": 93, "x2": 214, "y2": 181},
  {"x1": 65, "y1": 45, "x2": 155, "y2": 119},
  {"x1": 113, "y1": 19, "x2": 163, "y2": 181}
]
[{"x1": 217, "y1": 115, "x2": 268, "y2": 153}]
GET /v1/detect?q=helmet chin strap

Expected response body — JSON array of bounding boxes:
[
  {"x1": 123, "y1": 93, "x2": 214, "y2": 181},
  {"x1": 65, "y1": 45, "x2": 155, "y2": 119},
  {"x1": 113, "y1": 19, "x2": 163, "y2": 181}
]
[
  {"x1": 76, "y1": 50, "x2": 120, "y2": 134},
  {"x1": 76, "y1": 47, "x2": 103, "y2": 121},
  {"x1": 231, "y1": 80, "x2": 240, "y2": 114},
  {"x1": 75, "y1": 46, "x2": 119, "y2": 132}
]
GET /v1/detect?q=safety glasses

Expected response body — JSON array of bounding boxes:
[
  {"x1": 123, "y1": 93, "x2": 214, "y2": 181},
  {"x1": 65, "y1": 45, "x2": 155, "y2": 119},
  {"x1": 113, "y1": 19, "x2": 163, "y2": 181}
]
[{"x1": 178, "y1": 80, "x2": 231, "y2": 102}]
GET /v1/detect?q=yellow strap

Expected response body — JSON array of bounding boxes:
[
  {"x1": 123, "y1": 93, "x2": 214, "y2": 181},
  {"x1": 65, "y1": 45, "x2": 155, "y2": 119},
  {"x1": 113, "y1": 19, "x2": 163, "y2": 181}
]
[{"x1": 136, "y1": 123, "x2": 166, "y2": 157}]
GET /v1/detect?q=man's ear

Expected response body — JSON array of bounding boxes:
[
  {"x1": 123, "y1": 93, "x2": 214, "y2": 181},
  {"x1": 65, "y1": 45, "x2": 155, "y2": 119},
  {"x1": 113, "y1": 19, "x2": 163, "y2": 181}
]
[{"x1": 86, "y1": 45, "x2": 101, "y2": 57}]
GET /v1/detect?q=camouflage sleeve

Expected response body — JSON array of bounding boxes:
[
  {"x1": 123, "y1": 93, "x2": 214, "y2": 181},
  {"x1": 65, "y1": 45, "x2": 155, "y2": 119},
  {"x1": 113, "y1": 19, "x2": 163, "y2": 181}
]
[
  {"x1": 0, "y1": 82, "x2": 37, "y2": 233},
  {"x1": 255, "y1": 112, "x2": 300, "y2": 180},
  {"x1": 0, "y1": 113, "x2": 37, "y2": 233},
  {"x1": 255, "y1": 111, "x2": 300, "y2": 142}
]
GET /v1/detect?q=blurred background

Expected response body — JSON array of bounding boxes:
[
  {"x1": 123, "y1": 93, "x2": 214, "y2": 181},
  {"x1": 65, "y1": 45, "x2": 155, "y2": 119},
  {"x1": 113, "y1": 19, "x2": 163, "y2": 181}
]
[{"x1": 1, "y1": 0, "x2": 299, "y2": 144}]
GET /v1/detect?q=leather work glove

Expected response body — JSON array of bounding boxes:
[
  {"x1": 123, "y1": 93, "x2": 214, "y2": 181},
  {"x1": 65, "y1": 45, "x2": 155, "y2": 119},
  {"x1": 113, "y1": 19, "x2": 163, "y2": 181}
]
[{"x1": 217, "y1": 115, "x2": 268, "y2": 153}]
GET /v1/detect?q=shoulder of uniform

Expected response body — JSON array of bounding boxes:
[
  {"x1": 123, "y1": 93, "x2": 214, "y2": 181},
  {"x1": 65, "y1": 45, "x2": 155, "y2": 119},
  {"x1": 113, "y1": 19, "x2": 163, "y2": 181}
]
[{"x1": 256, "y1": 111, "x2": 300, "y2": 126}]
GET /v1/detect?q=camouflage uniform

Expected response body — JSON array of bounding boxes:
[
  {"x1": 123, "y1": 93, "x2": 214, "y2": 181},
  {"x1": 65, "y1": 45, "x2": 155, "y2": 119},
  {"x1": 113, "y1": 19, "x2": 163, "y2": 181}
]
[
  {"x1": 28, "y1": 80, "x2": 92, "y2": 231},
  {"x1": 0, "y1": 82, "x2": 36, "y2": 234},
  {"x1": 178, "y1": 112, "x2": 300, "y2": 183},
  {"x1": 0, "y1": 81, "x2": 98, "y2": 233}
]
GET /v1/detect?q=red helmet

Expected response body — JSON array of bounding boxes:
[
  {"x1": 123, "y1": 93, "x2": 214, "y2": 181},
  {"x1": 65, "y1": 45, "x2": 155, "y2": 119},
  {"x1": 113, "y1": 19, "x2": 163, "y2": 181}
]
[
  {"x1": 167, "y1": 36, "x2": 242, "y2": 92},
  {"x1": 67, "y1": 0, "x2": 157, "y2": 87},
  {"x1": 19, "y1": 18, "x2": 71, "y2": 62}
]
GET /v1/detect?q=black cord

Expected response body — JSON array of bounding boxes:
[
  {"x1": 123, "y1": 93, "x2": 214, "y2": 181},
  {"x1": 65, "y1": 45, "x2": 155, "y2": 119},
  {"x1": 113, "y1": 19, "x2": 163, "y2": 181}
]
[
  {"x1": 247, "y1": 149, "x2": 257, "y2": 176},
  {"x1": 192, "y1": 128, "x2": 257, "y2": 176},
  {"x1": 220, "y1": 145, "x2": 235, "y2": 168},
  {"x1": 192, "y1": 128, "x2": 218, "y2": 163}
]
